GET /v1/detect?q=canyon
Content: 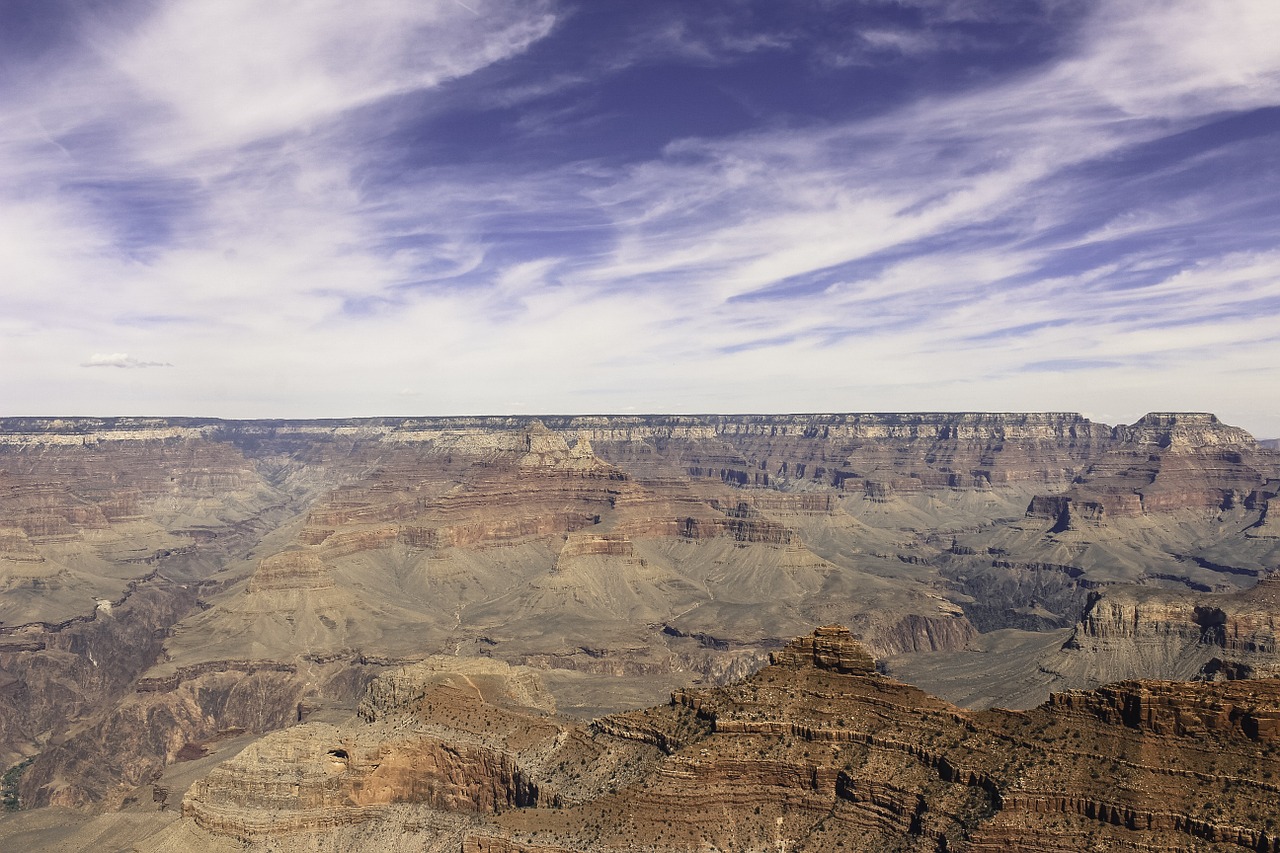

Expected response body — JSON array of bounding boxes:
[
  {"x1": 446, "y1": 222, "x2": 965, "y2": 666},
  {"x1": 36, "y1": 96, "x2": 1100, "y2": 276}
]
[{"x1": 0, "y1": 411, "x2": 1277, "y2": 850}]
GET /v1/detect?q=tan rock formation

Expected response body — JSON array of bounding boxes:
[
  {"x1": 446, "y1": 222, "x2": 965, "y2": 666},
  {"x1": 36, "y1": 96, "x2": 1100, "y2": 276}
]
[
  {"x1": 172, "y1": 627, "x2": 1280, "y2": 852},
  {"x1": 2, "y1": 411, "x2": 1279, "y2": 828},
  {"x1": 182, "y1": 658, "x2": 584, "y2": 840},
  {"x1": 1050, "y1": 578, "x2": 1280, "y2": 685},
  {"x1": 246, "y1": 551, "x2": 335, "y2": 593},
  {"x1": 770, "y1": 624, "x2": 878, "y2": 674}
]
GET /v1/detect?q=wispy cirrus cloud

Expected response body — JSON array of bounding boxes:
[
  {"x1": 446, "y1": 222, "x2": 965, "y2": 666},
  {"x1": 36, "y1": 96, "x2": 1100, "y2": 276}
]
[
  {"x1": 84, "y1": 0, "x2": 558, "y2": 158},
  {"x1": 1, "y1": 0, "x2": 1279, "y2": 436},
  {"x1": 0, "y1": 0, "x2": 562, "y2": 412}
]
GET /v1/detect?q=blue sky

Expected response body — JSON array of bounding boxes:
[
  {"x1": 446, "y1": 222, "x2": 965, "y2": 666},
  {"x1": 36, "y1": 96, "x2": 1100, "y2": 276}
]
[{"x1": 2, "y1": 0, "x2": 1279, "y2": 436}]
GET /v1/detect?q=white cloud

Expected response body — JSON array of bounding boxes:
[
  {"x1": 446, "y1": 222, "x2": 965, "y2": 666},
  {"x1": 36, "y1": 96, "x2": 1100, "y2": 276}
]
[
  {"x1": 94, "y1": 0, "x2": 557, "y2": 158},
  {"x1": 82, "y1": 353, "x2": 172, "y2": 369},
  {"x1": 1, "y1": 0, "x2": 1279, "y2": 436},
  {"x1": 0, "y1": 0, "x2": 561, "y2": 413},
  {"x1": 1067, "y1": 0, "x2": 1280, "y2": 118}
]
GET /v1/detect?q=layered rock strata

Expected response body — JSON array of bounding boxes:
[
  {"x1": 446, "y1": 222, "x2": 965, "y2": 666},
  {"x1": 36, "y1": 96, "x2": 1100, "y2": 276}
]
[
  {"x1": 1024, "y1": 413, "x2": 1274, "y2": 527},
  {"x1": 175, "y1": 627, "x2": 1280, "y2": 852},
  {"x1": 1049, "y1": 577, "x2": 1280, "y2": 685},
  {"x1": 3, "y1": 411, "x2": 1279, "y2": 820}
]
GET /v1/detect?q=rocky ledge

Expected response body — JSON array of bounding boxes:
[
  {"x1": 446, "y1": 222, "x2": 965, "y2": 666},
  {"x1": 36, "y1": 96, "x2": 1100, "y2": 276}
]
[
  {"x1": 174, "y1": 627, "x2": 1280, "y2": 852},
  {"x1": 1051, "y1": 578, "x2": 1280, "y2": 684}
]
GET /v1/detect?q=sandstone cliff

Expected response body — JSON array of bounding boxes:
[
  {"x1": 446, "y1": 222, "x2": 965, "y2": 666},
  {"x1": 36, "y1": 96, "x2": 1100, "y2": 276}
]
[
  {"x1": 167, "y1": 627, "x2": 1280, "y2": 853},
  {"x1": 1025, "y1": 412, "x2": 1274, "y2": 528},
  {"x1": 1046, "y1": 577, "x2": 1280, "y2": 686},
  {"x1": 3, "y1": 411, "x2": 1279, "y2": 826}
]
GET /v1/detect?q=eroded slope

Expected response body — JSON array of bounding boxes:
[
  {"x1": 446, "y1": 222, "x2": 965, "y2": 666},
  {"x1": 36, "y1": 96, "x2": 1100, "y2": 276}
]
[
  {"x1": 168, "y1": 627, "x2": 1280, "y2": 852},
  {"x1": 1, "y1": 411, "x2": 1278, "y2": 823}
]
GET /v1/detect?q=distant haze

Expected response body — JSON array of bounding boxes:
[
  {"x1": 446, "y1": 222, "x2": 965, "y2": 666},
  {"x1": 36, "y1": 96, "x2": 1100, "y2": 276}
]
[{"x1": 1, "y1": 1, "x2": 1278, "y2": 437}]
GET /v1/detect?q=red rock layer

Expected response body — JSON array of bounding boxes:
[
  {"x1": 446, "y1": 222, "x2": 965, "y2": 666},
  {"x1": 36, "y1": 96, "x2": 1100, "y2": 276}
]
[{"x1": 180, "y1": 628, "x2": 1280, "y2": 852}]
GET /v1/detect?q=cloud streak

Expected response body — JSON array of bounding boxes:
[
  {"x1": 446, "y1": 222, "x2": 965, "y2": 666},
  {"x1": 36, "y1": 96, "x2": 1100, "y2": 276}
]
[{"x1": 81, "y1": 353, "x2": 173, "y2": 369}]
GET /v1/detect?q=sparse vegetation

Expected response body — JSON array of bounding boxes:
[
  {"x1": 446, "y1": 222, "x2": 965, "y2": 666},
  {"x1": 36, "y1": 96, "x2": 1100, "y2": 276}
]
[{"x1": 2, "y1": 758, "x2": 34, "y2": 811}]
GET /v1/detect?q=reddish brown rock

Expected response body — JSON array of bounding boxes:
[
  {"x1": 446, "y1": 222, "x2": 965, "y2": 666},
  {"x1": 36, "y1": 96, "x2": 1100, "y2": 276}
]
[
  {"x1": 246, "y1": 551, "x2": 335, "y2": 593},
  {"x1": 1, "y1": 411, "x2": 1279, "y2": 832},
  {"x1": 770, "y1": 625, "x2": 878, "y2": 674}
]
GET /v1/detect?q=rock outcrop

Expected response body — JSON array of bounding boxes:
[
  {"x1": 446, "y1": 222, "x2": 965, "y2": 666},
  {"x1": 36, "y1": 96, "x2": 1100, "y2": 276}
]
[
  {"x1": 171, "y1": 627, "x2": 1280, "y2": 852},
  {"x1": 1025, "y1": 412, "x2": 1273, "y2": 527},
  {"x1": 2, "y1": 411, "x2": 1279, "y2": 827},
  {"x1": 181, "y1": 657, "x2": 625, "y2": 840},
  {"x1": 770, "y1": 623, "x2": 878, "y2": 673},
  {"x1": 246, "y1": 551, "x2": 336, "y2": 593},
  {"x1": 1048, "y1": 578, "x2": 1280, "y2": 685}
]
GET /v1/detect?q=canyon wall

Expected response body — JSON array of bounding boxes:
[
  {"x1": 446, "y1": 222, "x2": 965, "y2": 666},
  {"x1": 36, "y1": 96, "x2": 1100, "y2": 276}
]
[
  {"x1": 1, "y1": 411, "x2": 1278, "y2": 830},
  {"x1": 171, "y1": 628, "x2": 1280, "y2": 852}
]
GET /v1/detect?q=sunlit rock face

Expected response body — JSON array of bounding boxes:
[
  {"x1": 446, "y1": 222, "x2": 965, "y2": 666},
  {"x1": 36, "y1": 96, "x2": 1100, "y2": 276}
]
[
  {"x1": 176, "y1": 628, "x2": 1280, "y2": 853},
  {"x1": 0, "y1": 412, "x2": 1277, "y2": 830}
]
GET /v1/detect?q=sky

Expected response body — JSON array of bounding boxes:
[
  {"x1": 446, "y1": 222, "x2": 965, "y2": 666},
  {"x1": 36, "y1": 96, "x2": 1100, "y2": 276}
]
[{"x1": 2, "y1": 0, "x2": 1279, "y2": 436}]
